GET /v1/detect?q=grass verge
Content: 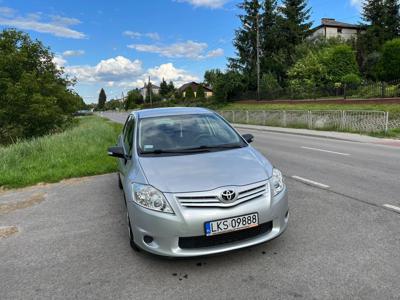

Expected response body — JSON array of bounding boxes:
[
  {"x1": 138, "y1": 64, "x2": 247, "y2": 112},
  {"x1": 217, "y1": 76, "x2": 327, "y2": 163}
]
[{"x1": 0, "y1": 116, "x2": 122, "y2": 189}]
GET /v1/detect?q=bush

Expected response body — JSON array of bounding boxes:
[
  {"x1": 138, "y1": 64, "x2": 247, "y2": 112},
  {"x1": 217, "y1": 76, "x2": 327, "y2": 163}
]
[
  {"x1": 379, "y1": 38, "x2": 400, "y2": 81},
  {"x1": 213, "y1": 71, "x2": 245, "y2": 101},
  {"x1": 196, "y1": 85, "x2": 205, "y2": 99},
  {"x1": 342, "y1": 73, "x2": 361, "y2": 85},
  {"x1": 185, "y1": 87, "x2": 195, "y2": 99},
  {"x1": 321, "y1": 45, "x2": 360, "y2": 83},
  {"x1": 260, "y1": 73, "x2": 282, "y2": 99}
]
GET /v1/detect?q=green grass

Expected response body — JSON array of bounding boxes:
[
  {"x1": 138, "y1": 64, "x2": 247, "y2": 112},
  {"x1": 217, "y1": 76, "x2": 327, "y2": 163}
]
[
  {"x1": 221, "y1": 103, "x2": 400, "y2": 119},
  {"x1": 0, "y1": 116, "x2": 123, "y2": 189}
]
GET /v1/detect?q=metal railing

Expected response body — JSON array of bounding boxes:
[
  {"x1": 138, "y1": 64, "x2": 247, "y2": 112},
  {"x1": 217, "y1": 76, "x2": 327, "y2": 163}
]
[
  {"x1": 219, "y1": 110, "x2": 391, "y2": 133},
  {"x1": 231, "y1": 79, "x2": 400, "y2": 101}
]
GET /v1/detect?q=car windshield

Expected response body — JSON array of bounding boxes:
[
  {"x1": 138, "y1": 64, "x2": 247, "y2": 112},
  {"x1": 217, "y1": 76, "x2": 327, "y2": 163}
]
[{"x1": 138, "y1": 113, "x2": 246, "y2": 155}]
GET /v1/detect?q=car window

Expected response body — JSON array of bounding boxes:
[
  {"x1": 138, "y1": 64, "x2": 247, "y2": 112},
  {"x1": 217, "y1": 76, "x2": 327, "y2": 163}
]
[
  {"x1": 138, "y1": 113, "x2": 245, "y2": 154},
  {"x1": 123, "y1": 116, "x2": 135, "y2": 156}
]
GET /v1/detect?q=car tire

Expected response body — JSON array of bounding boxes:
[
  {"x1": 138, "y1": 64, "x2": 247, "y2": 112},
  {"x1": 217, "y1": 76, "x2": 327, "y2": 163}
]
[
  {"x1": 118, "y1": 174, "x2": 123, "y2": 190},
  {"x1": 127, "y1": 212, "x2": 141, "y2": 252}
]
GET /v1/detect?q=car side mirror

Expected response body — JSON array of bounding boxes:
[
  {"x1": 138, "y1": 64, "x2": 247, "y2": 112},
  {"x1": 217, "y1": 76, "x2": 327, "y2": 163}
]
[
  {"x1": 242, "y1": 134, "x2": 254, "y2": 143},
  {"x1": 107, "y1": 146, "x2": 126, "y2": 158}
]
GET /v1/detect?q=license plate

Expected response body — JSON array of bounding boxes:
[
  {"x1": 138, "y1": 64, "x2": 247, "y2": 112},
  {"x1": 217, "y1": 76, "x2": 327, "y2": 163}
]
[{"x1": 204, "y1": 213, "x2": 259, "y2": 236}]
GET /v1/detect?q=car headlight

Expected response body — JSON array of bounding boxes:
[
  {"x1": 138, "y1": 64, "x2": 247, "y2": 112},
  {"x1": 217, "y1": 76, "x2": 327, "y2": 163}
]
[
  {"x1": 132, "y1": 183, "x2": 174, "y2": 214},
  {"x1": 271, "y1": 168, "x2": 284, "y2": 197}
]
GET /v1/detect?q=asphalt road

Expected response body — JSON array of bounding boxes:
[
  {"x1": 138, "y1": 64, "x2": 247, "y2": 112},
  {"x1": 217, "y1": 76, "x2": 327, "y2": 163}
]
[{"x1": 1, "y1": 111, "x2": 399, "y2": 299}]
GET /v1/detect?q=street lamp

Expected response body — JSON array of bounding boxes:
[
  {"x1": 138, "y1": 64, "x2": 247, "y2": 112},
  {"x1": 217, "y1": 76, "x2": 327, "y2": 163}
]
[{"x1": 244, "y1": 14, "x2": 260, "y2": 101}]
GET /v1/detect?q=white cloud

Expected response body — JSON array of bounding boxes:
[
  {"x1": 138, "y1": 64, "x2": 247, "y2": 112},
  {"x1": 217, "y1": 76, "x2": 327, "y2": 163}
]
[
  {"x1": 176, "y1": 0, "x2": 230, "y2": 9},
  {"x1": 63, "y1": 56, "x2": 198, "y2": 91},
  {"x1": 63, "y1": 50, "x2": 85, "y2": 57},
  {"x1": 0, "y1": 7, "x2": 86, "y2": 39},
  {"x1": 146, "y1": 63, "x2": 198, "y2": 87},
  {"x1": 128, "y1": 40, "x2": 224, "y2": 60},
  {"x1": 350, "y1": 0, "x2": 363, "y2": 11},
  {"x1": 53, "y1": 55, "x2": 67, "y2": 68},
  {"x1": 66, "y1": 56, "x2": 143, "y2": 83},
  {"x1": 206, "y1": 48, "x2": 224, "y2": 58},
  {"x1": 123, "y1": 30, "x2": 160, "y2": 40},
  {"x1": 0, "y1": 6, "x2": 15, "y2": 17}
]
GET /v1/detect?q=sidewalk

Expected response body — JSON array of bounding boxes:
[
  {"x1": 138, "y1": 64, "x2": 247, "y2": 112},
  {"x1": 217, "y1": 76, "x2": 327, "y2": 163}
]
[{"x1": 233, "y1": 123, "x2": 400, "y2": 147}]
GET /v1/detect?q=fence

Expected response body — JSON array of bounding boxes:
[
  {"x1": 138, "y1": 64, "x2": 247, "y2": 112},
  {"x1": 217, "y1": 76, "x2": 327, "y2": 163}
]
[
  {"x1": 219, "y1": 110, "x2": 392, "y2": 133},
  {"x1": 232, "y1": 79, "x2": 400, "y2": 101}
]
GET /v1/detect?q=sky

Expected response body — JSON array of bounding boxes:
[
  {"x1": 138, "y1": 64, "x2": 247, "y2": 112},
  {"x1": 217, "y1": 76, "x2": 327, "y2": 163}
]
[{"x1": 0, "y1": 0, "x2": 363, "y2": 103}]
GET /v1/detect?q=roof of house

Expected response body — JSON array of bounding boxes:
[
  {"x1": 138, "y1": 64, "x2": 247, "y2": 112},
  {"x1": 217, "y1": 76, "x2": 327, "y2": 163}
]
[
  {"x1": 312, "y1": 18, "x2": 364, "y2": 31},
  {"x1": 178, "y1": 82, "x2": 213, "y2": 93}
]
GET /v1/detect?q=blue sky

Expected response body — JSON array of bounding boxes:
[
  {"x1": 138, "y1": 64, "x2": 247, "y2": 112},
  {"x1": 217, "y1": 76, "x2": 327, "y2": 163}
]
[{"x1": 0, "y1": 0, "x2": 362, "y2": 103}]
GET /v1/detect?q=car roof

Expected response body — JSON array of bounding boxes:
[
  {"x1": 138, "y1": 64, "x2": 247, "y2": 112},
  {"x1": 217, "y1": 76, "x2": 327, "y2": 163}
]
[{"x1": 133, "y1": 107, "x2": 213, "y2": 119}]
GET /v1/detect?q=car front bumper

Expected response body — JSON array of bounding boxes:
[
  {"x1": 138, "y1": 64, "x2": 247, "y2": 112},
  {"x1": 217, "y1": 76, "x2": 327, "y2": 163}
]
[{"x1": 127, "y1": 186, "x2": 289, "y2": 257}]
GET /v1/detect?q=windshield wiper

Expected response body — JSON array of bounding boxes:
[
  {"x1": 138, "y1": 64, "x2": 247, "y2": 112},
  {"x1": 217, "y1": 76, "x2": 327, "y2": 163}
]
[
  {"x1": 192, "y1": 144, "x2": 244, "y2": 150},
  {"x1": 141, "y1": 148, "x2": 211, "y2": 155},
  {"x1": 141, "y1": 144, "x2": 244, "y2": 155}
]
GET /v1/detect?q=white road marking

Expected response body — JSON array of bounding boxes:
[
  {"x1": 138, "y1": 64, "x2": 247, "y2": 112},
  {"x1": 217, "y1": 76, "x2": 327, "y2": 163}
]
[
  {"x1": 292, "y1": 176, "x2": 330, "y2": 189},
  {"x1": 301, "y1": 146, "x2": 350, "y2": 156},
  {"x1": 383, "y1": 204, "x2": 400, "y2": 213}
]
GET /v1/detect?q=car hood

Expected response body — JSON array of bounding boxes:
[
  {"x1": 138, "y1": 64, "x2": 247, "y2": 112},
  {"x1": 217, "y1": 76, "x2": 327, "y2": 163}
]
[{"x1": 138, "y1": 147, "x2": 272, "y2": 193}]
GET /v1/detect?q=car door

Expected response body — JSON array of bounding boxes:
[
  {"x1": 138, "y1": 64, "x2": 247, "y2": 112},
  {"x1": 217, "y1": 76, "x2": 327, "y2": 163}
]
[{"x1": 119, "y1": 115, "x2": 136, "y2": 188}]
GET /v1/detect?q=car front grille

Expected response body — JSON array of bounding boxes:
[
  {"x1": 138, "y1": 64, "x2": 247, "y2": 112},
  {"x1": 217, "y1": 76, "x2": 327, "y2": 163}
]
[
  {"x1": 175, "y1": 181, "x2": 270, "y2": 208},
  {"x1": 178, "y1": 221, "x2": 273, "y2": 249}
]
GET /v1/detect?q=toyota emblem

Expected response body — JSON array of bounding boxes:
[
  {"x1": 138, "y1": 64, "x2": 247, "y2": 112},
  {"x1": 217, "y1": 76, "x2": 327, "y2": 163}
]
[{"x1": 220, "y1": 190, "x2": 237, "y2": 202}]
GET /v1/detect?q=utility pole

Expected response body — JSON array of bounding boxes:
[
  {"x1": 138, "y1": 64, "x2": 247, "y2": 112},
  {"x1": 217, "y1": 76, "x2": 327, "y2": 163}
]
[
  {"x1": 256, "y1": 13, "x2": 260, "y2": 101},
  {"x1": 148, "y1": 76, "x2": 153, "y2": 107},
  {"x1": 121, "y1": 91, "x2": 125, "y2": 111}
]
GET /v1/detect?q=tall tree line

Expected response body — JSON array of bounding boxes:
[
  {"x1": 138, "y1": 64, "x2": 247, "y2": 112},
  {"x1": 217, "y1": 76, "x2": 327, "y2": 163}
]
[
  {"x1": 358, "y1": 0, "x2": 400, "y2": 79},
  {"x1": 229, "y1": 0, "x2": 312, "y2": 86}
]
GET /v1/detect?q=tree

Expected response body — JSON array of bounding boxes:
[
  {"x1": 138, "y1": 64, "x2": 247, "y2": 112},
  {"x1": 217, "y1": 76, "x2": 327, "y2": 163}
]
[
  {"x1": 167, "y1": 81, "x2": 175, "y2": 94},
  {"x1": 379, "y1": 38, "x2": 400, "y2": 80},
  {"x1": 288, "y1": 44, "x2": 360, "y2": 95},
  {"x1": 260, "y1": 0, "x2": 285, "y2": 80},
  {"x1": 384, "y1": 0, "x2": 400, "y2": 39},
  {"x1": 97, "y1": 88, "x2": 107, "y2": 110},
  {"x1": 159, "y1": 78, "x2": 169, "y2": 98},
  {"x1": 228, "y1": 0, "x2": 261, "y2": 89},
  {"x1": 104, "y1": 99, "x2": 123, "y2": 111},
  {"x1": 279, "y1": 0, "x2": 313, "y2": 62},
  {"x1": 125, "y1": 88, "x2": 143, "y2": 110},
  {"x1": 196, "y1": 85, "x2": 205, "y2": 99},
  {"x1": 0, "y1": 29, "x2": 84, "y2": 144},
  {"x1": 357, "y1": 0, "x2": 386, "y2": 68},
  {"x1": 204, "y1": 69, "x2": 223, "y2": 89},
  {"x1": 260, "y1": 73, "x2": 282, "y2": 99},
  {"x1": 213, "y1": 71, "x2": 246, "y2": 101},
  {"x1": 321, "y1": 45, "x2": 360, "y2": 83},
  {"x1": 363, "y1": 0, "x2": 386, "y2": 26},
  {"x1": 288, "y1": 51, "x2": 327, "y2": 96},
  {"x1": 185, "y1": 86, "x2": 195, "y2": 99}
]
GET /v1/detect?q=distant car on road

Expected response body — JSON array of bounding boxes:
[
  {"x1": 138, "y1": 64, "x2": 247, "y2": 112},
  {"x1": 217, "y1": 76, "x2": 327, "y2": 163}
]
[
  {"x1": 73, "y1": 110, "x2": 93, "y2": 116},
  {"x1": 108, "y1": 107, "x2": 288, "y2": 257}
]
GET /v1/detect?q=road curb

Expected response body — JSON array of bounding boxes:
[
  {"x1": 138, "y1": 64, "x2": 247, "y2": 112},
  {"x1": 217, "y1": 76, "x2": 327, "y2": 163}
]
[{"x1": 232, "y1": 124, "x2": 377, "y2": 143}]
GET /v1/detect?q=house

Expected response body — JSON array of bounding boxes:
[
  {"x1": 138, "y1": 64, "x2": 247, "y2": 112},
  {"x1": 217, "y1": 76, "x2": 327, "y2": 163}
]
[
  {"x1": 140, "y1": 82, "x2": 160, "y2": 100},
  {"x1": 178, "y1": 82, "x2": 213, "y2": 98},
  {"x1": 311, "y1": 18, "x2": 366, "y2": 40}
]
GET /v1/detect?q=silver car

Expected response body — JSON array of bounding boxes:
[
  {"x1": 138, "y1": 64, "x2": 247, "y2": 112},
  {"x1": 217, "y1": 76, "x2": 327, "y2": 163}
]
[{"x1": 108, "y1": 107, "x2": 288, "y2": 257}]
